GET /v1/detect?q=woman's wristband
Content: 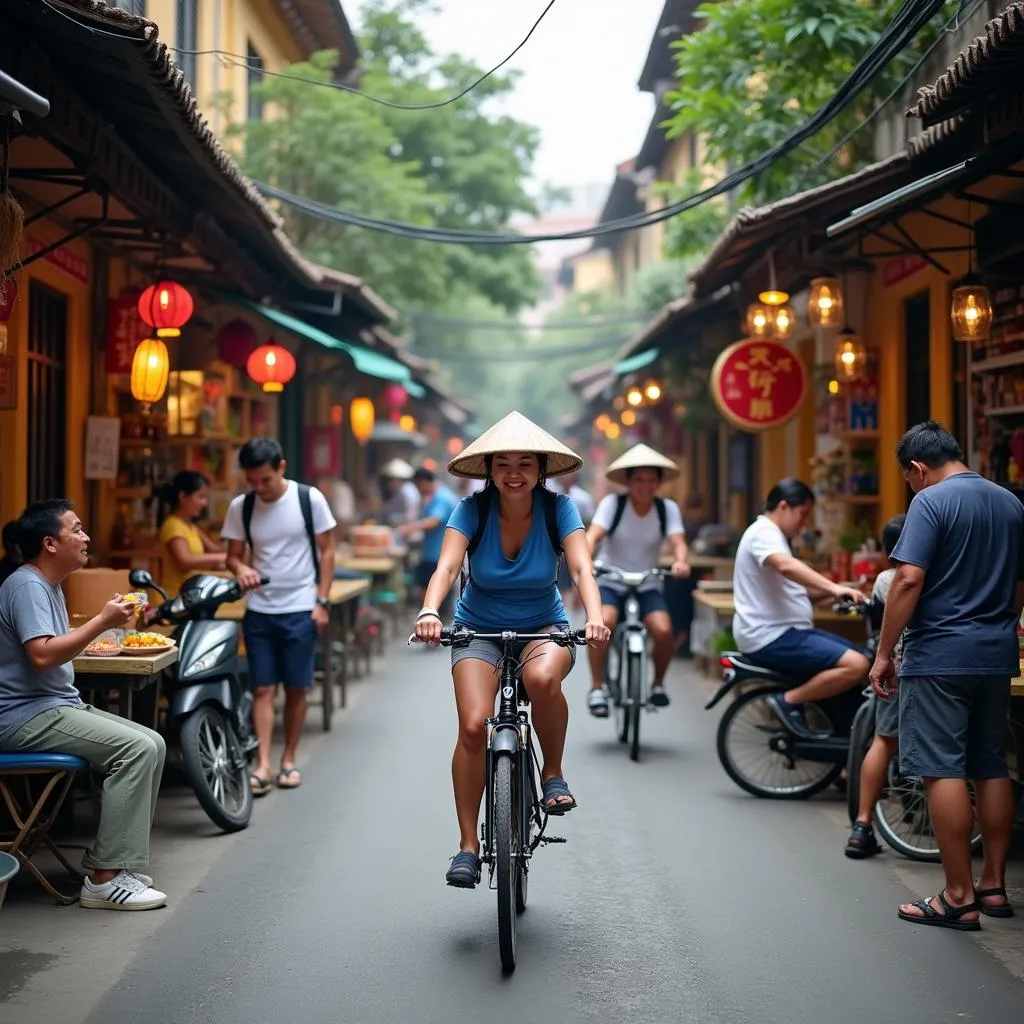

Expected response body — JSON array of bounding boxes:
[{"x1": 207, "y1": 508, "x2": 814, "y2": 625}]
[{"x1": 416, "y1": 607, "x2": 440, "y2": 621}]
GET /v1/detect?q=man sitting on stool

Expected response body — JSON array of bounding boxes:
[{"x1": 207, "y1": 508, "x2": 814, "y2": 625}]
[{"x1": 0, "y1": 500, "x2": 167, "y2": 910}]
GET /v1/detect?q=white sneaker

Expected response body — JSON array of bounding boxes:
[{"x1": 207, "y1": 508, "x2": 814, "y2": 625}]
[{"x1": 80, "y1": 870, "x2": 167, "y2": 911}]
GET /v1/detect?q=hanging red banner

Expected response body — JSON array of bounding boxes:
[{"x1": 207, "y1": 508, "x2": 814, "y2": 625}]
[
  {"x1": 710, "y1": 338, "x2": 807, "y2": 432},
  {"x1": 0, "y1": 278, "x2": 17, "y2": 323},
  {"x1": 106, "y1": 289, "x2": 149, "y2": 373}
]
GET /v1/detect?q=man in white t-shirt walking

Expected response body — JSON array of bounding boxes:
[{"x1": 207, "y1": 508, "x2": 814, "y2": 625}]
[
  {"x1": 223, "y1": 438, "x2": 336, "y2": 794},
  {"x1": 733, "y1": 477, "x2": 866, "y2": 738},
  {"x1": 586, "y1": 444, "x2": 690, "y2": 715}
]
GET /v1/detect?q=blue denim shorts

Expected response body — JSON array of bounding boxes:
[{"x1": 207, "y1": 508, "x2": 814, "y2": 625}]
[
  {"x1": 875, "y1": 692, "x2": 900, "y2": 739},
  {"x1": 898, "y1": 675, "x2": 1011, "y2": 779},
  {"x1": 744, "y1": 627, "x2": 864, "y2": 682},
  {"x1": 243, "y1": 610, "x2": 318, "y2": 689},
  {"x1": 598, "y1": 585, "x2": 668, "y2": 619}
]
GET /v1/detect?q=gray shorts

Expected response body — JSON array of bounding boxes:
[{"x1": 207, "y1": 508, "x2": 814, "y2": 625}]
[
  {"x1": 450, "y1": 626, "x2": 576, "y2": 672},
  {"x1": 875, "y1": 693, "x2": 899, "y2": 739},
  {"x1": 898, "y1": 675, "x2": 1011, "y2": 780}
]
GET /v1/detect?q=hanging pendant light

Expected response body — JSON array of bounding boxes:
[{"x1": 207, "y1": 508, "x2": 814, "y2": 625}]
[
  {"x1": 246, "y1": 341, "x2": 297, "y2": 393},
  {"x1": 834, "y1": 327, "x2": 866, "y2": 380},
  {"x1": 772, "y1": 304, "x2": 796, "y2": 340},
  {"x1": 746, "y1": 302, "x2": 772, "y2": 338},
  {"x1": 130, "y1": 338, "x2": 170, "y2": 409},
  {"x1": 758, "y1": 251, "x2": 790, "y2": 307},
  {"x1": 808, "y1": 276, "x2": 844, "y2": 328},
  {"x1": 137, "y1": 280, "x2": 193, "y2": 339},
  {"x1": 951, "y1": 273, "x2": 993, "y2": 343}
]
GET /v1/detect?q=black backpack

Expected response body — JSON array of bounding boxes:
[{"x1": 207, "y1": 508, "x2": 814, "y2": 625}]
[
  {"x1": 606, "y1": 494, "x2": 667, "y2": 539},
  {"x1": 242, "y1": 482, "x2": 320, "y2": 584},
  {"x1": 463, "y1": 487, "x2": 562, "y2": 590}
]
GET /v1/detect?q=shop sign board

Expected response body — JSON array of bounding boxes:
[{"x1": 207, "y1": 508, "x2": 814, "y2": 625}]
[
  {"x1": 0, "y1": 354, "x2": 15, "y2": 409},
  {"x1": 26, "y1": 236, "x2": 90, "y2": 285},
  {"x1": 710, "y1": 338, "x2": 807, "y2": 432},
  {"x1": 305, "y1": 426, "x2": 341, "y2": 479},
  {"x1": 84, "y1": 416, "x2": 121, "y2": 480},
  {"x1": 882, "y1": 254, "x2": 928, "y2": 288},
  {"x1": 106, "y1": 290, "x2": 148, "y2": 373}
]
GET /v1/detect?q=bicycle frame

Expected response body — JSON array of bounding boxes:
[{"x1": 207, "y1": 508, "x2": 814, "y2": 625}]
[{"x1": 598, "y1": 566, "x2": 665, "y2": 707}]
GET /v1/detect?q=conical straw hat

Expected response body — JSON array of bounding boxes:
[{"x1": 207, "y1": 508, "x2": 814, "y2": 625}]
[
  {"x1": 447, "y1": 410, "x2": 583, "y2": 479},
  {"x1": 380, "y1": 457, "x2": 415, "y2": 480},
  {"x1": 605, "y1": 443, "x2": 679, "y2": 486}
]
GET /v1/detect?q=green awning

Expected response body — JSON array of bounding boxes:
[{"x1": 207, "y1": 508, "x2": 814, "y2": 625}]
[
  {"x1": 614, "y1": 347, "x2": 660, "y2": 375},
  {"x1": 236, "y1": 297, "x2": 413, "y2": 385}
]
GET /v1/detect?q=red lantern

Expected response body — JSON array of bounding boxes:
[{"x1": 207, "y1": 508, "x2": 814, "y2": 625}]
[
  {"x1": 381, "y1": 383, "x2": 408, "y2": 410},
  {"x1": 138, "y1": 280, "x2": 193, "y2": 338},
  {"x1": 247, "y1": 341, "x2": 296, "y2": 393},
  {"x1": 216, "y1": 319, "x2": 258, "y2": 368}
]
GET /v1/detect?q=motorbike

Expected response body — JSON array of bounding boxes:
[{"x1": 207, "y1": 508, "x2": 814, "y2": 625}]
[
  {"x1": 706, "y1": 599, "x2": 877, "y2": 800},
  {"x1": 129, "y1": 568, "x2": 265, "y2": 832}
]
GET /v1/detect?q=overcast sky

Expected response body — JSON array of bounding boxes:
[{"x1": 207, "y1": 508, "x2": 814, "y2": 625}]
[{"x1": 381, "y1": 0, "x2": 668, "y2": 192}]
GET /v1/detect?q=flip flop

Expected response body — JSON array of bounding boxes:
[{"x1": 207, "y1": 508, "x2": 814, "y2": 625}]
[
  {"x1": 975, "y1": 886, "x2": 1015, "y2": 918},
  {"x1": 897, "y1": 890, "x2": 981, "y2": 931},
  {"x1": 249, "y1": 771, "x2": 272, "y2": 797},
  {"x1": 542, "y1": 777, "x2": 577, "y2": 815},
  {"x1": 277, "y1": 766, "x2": 302, "y2": 789}
]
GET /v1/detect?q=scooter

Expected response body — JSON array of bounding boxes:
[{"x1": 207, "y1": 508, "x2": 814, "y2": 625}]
[{"x1": 129, "y1": 569, "x2": 265, "y2": 832}]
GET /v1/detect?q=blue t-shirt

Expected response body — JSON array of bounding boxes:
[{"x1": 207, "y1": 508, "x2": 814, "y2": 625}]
[
  {"x1": 447, "y1": 489, "x2": 584, "y2": 631},
  {"x1": 421, "y1": 486, "x2": 458, "y2": 562},
  {"x1": 890, "y1": 471, "x2": 1024, "y2": 676}
]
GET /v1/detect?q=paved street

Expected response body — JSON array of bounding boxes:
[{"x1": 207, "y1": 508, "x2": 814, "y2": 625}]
[{"x1": 4, "y1": 643, "x2": 1024, "y2": 1024}]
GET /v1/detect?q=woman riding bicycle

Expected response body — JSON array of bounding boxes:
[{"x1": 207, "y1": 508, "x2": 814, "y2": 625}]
[{"x1": 413, "y1": 411, "x2": 609, "y2": 888}]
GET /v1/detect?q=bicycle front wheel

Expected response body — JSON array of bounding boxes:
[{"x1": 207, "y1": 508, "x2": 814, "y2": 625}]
[
  {"x1": 846, "y1": 698, "x2": 876, "y2": 823},
  {"x1": 628, "y1": 652, "x2": 643, "y2": 762},
  {"x1": 494, "y1": 754, "x2": 518, "y2": 973}
]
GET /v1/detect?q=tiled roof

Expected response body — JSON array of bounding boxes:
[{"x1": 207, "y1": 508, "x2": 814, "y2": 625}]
[{"x1": 907, "y1": 2, "x2": 1024, "y2": 127}]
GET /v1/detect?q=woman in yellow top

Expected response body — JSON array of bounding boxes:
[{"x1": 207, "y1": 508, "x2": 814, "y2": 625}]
[{"x1": 157, "y1": 471, "x2": 226, "y2": 594}]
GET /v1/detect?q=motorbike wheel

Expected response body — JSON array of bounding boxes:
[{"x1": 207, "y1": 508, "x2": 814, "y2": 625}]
[
  {"x1": 180, "y1": 704, "x2": 254, "y2": 833},
  {"x1": 716, "y1": 686, "x2": 842, "y2": 799},
  {"x1": 846, "y1": 698, "x2": 876, "y2": 824}
]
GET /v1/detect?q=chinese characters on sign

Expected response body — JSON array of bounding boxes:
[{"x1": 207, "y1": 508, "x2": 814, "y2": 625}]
[
  {"x1": 710, "y1": 338, "x2": 807, "y2": 431},
  {"x1": 106, "y1": 290, "x2": 149, "y2": 373}
]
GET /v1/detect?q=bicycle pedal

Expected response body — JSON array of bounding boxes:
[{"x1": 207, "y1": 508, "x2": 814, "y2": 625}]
[{"x1": 539, "y1": 835, "x2": 567, "y2": 845}]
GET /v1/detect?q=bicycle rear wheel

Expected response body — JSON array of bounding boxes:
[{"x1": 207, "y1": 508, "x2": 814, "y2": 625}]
[
  {"x1": 628, "y1": 653, "x2": 643, "y2": 762},
  {"x1": 494, "y1": 754, "x2": 518, "y2": 972},
  {"x1": 846, "y1": 698, "x2": 876, "y2": 823}
]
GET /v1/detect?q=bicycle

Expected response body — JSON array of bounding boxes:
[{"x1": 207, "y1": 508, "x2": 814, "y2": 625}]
[
  {"x1": 595, "y1": 564, "x2": 669, "y2": 762},
  {"x1": 410, "y1": 625, "x2": 588, "y2": 974}
]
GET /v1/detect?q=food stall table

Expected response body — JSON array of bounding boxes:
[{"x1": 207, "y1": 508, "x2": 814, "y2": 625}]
[
  {"x1": 337, "y1": 554, "x2": 404, "y2": 638},
  {"x1": 73, "y1": 648, "x2": 178, "y2": 727},
  {"x1": 214, "y1": 578, "x2": 370, "y2": 730}
]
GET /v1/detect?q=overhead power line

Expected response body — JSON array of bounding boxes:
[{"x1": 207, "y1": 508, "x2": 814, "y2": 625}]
[{"x1": 253, "y1": 0, "x2": 951, "y2": 245}]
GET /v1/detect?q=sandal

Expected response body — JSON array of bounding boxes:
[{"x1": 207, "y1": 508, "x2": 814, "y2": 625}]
[
  {"x1": 542, "y1": 777, "x2": 577, "y2": 815},
  {"x1": 588, "y1": 689, "x2": 609, "y2": 718},
  {"x1": 446, "y1": 851, "x2": 481, "y2": 889},
  {"x1": 276, "y1": 766, "x2": 302, "y2": 789},
  {"x1": 844, "y1": 821, "x2": 881, "y2": 860},
  {"x1": 249, "y1": 771, "x2": 272, "y2": 797},
  {"x1": 897, "y1": 890, "x2": 981, "y2": 931},
  {"x1": 975, "y1": 886, "x2": 1015, "y2": 918}
]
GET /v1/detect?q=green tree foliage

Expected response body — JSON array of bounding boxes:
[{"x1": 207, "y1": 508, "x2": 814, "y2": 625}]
[
  {"x1": 664, "y1": 0, "x2": 954, "y2": 204},
  {"x1": 227, "y1": 0, "x2": 540, "y2": 314}
]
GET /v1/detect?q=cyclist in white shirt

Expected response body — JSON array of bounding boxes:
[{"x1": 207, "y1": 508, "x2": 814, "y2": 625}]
[
  {"x1": 733, "y1": 478, "x2": 867, "y2": 738},
  {"x1": 586, "y1": 444, "x2": 690, "y2": 715}
]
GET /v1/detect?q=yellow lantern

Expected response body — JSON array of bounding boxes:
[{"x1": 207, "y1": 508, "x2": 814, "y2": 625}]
[
  {"x1": 621, "y1": 409, "x2": 636, "y2": 426},
  {"x1": 808, "y1": 277, "x2": 844, "y2": 328},
  {"x1": 772, "y1": 304, "x2": 795, "y2": 340},
  {"x1": 951, "y1": 276, "x2": 993, "y2": 342},
  {"x1": 643, "y1": 379, "x2": 662, "y2": 403},
  {"x1": 605, "y1": 422, "x2": 621, "y2": 440},
  {"x1": 399, "y1": 414, "x2": 416, "y2": 432},
  {"x1": 758, "y1": 288, "x2": 789, "y2": 307},
  {"x1": 834, "y1": 328, "x2": 867, "y2": 380},
  {"x1": 595, "y1": 413, "x2": 611, "y2": 432},
  {"x1": 626, "y1": 387, "x2": 644, "y2": 408},
  {"x1": 350, "y1": 396, "x2": 375, "y2": 444},
  {"x1": 827, "y1": 379, "x2": 840, "y2": 395},
  {"x1": 130, "y1": 338, "x2": 169, "y2": 408},
  {"x1": 745, "y1": 303, "x2": 772, "y2": 339}
]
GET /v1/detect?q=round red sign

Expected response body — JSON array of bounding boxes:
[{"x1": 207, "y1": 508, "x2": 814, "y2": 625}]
[{"x1": 710, "y1": 338, "x2": 807, "y2": 431}]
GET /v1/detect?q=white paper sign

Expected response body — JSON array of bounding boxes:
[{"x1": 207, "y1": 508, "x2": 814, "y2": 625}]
[{"x1": 84, "y1": 416, "x2": 121, "y2": 480}]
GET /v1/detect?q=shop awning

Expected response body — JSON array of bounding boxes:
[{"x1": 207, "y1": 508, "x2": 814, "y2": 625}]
[
  {"x1": 237, "y1": 297, "x2": 417, "y2": 387},
  {"x1": 825, "y1": 160, "x2": 974, "y2": 239},
  {"x1": 614, "y1": 348, "x2": 660, "y2": 375}
]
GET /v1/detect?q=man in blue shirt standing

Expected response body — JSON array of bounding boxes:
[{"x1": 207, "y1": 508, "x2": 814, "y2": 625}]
[
  {"x1": 396, "y1": 467, "x2": 459, "y2": 620},
  {"x1": 870, "y1": 421, "x2": 1024, "y2": 931}
]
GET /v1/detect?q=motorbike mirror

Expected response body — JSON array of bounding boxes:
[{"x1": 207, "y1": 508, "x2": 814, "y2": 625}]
[{"x1": 128, "y1": 569, "x2": 168, "y2": 603}]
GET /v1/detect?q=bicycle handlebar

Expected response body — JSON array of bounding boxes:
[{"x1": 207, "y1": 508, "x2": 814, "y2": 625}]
[
  {"x1": 408, "y1": 627, "x2": 590, "y2": 648},
  {"x1": 593, "y1": 564, "x2": 669, "y2": 586}
]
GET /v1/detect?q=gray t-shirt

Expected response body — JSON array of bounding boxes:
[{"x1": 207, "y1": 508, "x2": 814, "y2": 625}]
[
  {"x1": 890, "y1": 472, "x2": 1024, "y2": 676},
  {"x1": 0, "y1": 565, "x2": 82, "y2": 745}
]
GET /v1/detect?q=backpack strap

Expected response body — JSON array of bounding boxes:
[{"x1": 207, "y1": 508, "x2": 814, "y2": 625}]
[
  {"x1": 297, "y1": 483, "x2": 321, "y2": 585},
  {"x1": 543, "y1": 489, "x2": 563, "y2": 579},
  {"x1": 241, "y1": 492, "x2": 256, "y2": 553},
  {"x1": 607, "y1": 494, "x2": 629, "y2": 537},
  {"x1": 462, "y1": 488, "x2": 492, "y2": 591},
  {"x1": 655, "y1": 497, "x2": 667, "y2": 538}
]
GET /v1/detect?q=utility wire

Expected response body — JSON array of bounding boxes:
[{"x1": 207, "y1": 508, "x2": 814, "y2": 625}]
[
  {"x1": 253, "y1": 0, "x2": 952, "y2": 245},
  {"x1": 39, "y1": 0, "x2": 558, "y2": 111}
]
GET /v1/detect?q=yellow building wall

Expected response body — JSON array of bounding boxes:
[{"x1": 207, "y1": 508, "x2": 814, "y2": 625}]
[{"x1": 571, "y1": 250, "x2": 615, "y2": 295}]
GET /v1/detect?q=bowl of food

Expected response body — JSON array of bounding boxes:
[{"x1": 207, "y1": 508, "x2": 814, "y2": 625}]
[
  {"x1": 83, "y1": 630, "x2": 123, "y2": 657},
  {"x1": 120, "y1": 631, "x2": 176, "y2": 655}
]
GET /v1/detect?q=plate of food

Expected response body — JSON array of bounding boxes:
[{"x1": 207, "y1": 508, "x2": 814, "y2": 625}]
[
  {"x1": 84, "y1": 631, "x2": 123, "y2": 657},
  {"x1": 120, "y1": 631, "x2": 177, "y2": 655}
]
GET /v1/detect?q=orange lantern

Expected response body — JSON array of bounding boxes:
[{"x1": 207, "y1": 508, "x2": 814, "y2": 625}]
[
  {"x1": 247, "y1": 342, "x2": 296, "y2": 393},
  {"x1": 350, "y1": 397, "x2": 375, "y2": 444},
  {"x1": 399, "y1": 414, "x2": 416, "y2": 432},
  {"x1": 446, "y1": 436, "x2": 464, "y2": 455},
  {"x1": 137, "y1": 280, "x2": 193, "y2": 338},
  {"x1": 130, "y1": 338, "x2": 170, "y2": 408},
  {"x1": 329, "y1": 403, "x2": 344, "y2": 425}
]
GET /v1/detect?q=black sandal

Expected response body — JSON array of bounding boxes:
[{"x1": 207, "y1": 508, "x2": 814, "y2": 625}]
[
  {"x1": 897, "y1": 890, "x2": 981, "y2": 931},
  {"x1": 249, "y1": 771, "x2": 272, "y2": 797},
  {"x1": 975, "y1": 886, "x2": 1015, "y2": 918},
  {"x1": 844, "y1": 821, "x2": 881, "y2": 860}
]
